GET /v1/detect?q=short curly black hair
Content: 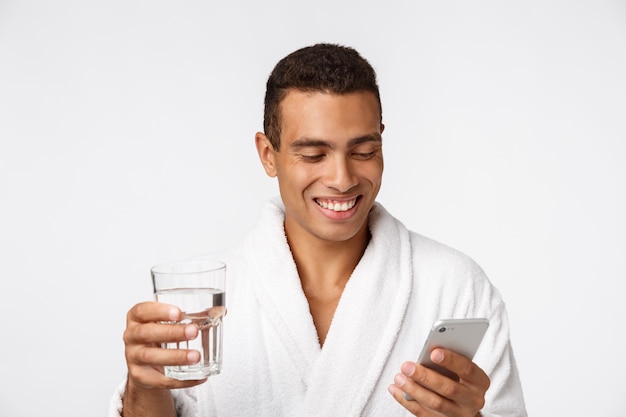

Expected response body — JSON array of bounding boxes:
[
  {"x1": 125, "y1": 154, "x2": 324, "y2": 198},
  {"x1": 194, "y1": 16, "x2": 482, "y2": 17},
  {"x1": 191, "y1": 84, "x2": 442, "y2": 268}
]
[{"x1": 263, "y1": 43, "x2": 382, "y2": 151}]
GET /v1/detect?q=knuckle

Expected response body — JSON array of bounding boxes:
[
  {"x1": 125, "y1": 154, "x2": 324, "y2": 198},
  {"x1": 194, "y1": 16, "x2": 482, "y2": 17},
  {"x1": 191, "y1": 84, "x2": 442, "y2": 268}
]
[
  {"x1": 133, "y1": 302, "x2": 150, "y2": 321},
  {"x1": 483, "y1": 375, "x2": 491, "y2": 391},
  {"x1": 439, "y1": 380, "x2": 458, "y2": 397},
  {"x1": 127, "y1": 366, "x2": 144, "y2": 382},
  {"x1": 122, "y1": 328, "x2": 131, "y2": 345},
  {"x1": 464, "y1": 389, "x2": 486, "y2": 413},
  {"x1": 136, "y1": 347, "x2": 156, "y2": 365},
  {"x1": 164, "y1": 324, "x2": 186, "y2": 343},
  {"x1": 135, "y1": 324, "x2": 154, "y2": 341},
  {"x1": 164, "y1": 323, "x2": 186, "y2": 342},
  {"x1": 161, "y1": 378, "x2": 178, "y2": 389},
  {"x1": 425, "y1": 395, "x2": 447, "y2": 412},
  {"x1": 128, "y1": 303, "x2": 142, "y2": 322},
  {"x1": 413, "y1": 366, "x2": 429, "y2": 385},
  {"x1": 457, "y1": 359, "x2": 474, "y2": 379},
  {"x1": 476, "y1": 395, "x2": 486, "y2": 410},
  {"x1": 130, "y1": 302, "x2": 160, "y2": 323}
]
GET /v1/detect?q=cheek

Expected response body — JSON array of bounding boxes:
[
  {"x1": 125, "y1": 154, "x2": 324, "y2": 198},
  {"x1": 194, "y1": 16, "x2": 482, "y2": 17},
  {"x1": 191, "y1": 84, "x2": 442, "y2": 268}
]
[
  {"x1": 277, "y1": 165, "x2": 316, "y2": 193},
  {"x1": 360, "y1": 161, "x2": 384, "y2": 184},
  {"x1": 290, "y1": 163, "x2": 323, "y2": 183}
]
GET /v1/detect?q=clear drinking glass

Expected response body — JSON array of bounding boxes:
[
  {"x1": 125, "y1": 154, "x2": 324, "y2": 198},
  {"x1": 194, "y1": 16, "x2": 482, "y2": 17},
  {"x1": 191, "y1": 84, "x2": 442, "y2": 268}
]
[{"x1": 151, "y1": 260, "x2": 226, "y2": 380}]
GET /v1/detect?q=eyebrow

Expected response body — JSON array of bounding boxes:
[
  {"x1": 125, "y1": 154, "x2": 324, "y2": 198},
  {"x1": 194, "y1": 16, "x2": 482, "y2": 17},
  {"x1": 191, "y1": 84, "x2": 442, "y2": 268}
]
[{"x1": 290, "y1": 133, "x2": 382, "y2": 149}]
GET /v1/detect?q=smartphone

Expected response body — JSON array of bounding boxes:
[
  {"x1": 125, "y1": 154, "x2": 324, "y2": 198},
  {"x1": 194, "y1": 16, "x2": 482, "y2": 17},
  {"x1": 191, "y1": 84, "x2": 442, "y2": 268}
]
[{"x1": 403, "y1": 318, "x2": 489, "y2": 400}]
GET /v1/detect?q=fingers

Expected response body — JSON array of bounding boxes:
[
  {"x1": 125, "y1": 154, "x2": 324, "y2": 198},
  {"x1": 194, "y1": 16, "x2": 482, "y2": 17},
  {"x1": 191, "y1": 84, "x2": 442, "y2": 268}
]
[
  {"x1": 127, "y1": 364, "x2": 207, "y2": 391},
  {"x1": 127, "y1": 301, "x2": 181, "y2": 324},
  {"x1": 128, "y1": 344, "x2": 200, "y2": 367},
  {"x1": 389, "y1": 349, "x2": 490, "y2": 416},
  {"x1": 388, "y1": 384, "x2": 436, "y2": 416},
  {"x1": 125, "y1": 344, "x2": 206, "y2": 390},
  {"x1": 429, "y1": 349, "x2": 490, "y2": 391},
  {"x1": 390, "y1": 362, "x2": 467, "y2": 416},
  {"x1": 124, "y1": 321, "x2": 198, "y2": 345},
  {"x1": 124, "y1": 302, "x2": 198, "y2": 345},
  {"x1": 123, "y1": 301, "x2": 206, "y2": 390}
]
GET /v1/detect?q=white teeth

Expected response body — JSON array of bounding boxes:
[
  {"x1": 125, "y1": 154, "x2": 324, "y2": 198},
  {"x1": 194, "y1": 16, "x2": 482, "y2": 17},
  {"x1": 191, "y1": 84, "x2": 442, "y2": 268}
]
[{"x1": 316, "y1": 198, "x2": 357, "y2": 212}]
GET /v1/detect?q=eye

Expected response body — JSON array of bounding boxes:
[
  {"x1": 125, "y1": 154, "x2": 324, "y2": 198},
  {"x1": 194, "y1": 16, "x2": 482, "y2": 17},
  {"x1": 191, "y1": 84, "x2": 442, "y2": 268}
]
[
  {"x1": 352, "y1": 151, "x2": 377, "y2": 160},
  {"x1": 351, "y1": 143, "x2": 381, "y2": 160},
  {"x1": 299, "y1": 154, "x2": 325, "y2": 163}
]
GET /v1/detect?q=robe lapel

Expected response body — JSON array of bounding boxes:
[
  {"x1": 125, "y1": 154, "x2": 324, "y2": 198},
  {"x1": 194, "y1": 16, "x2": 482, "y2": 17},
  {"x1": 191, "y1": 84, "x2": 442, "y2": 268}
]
[
  {"x1": 243, "y1": 200, "x2": 412, "y2": 416},
  {"x1": 242, "y1": 199, "x2": 322, "y2": 388},
  {"x1": 300, "y1": 204, "x2": 413, "y2": 416}
]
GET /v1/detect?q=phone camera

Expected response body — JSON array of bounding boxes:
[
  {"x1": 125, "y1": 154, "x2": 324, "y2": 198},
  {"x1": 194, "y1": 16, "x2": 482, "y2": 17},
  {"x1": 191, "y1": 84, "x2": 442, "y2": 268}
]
[{"x1": 438, "y1": 326, "x2": 447, "y2": 333}]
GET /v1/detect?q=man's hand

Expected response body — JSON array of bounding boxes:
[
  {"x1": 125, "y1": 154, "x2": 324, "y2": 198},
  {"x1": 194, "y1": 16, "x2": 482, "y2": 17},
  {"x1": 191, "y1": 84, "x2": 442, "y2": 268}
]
[
  {"x1": 388, "y1": 348, "x2": 490, "y2": 417},
  {"x1": 122, "y1": 302, "x2": 207, "y2": 416}
]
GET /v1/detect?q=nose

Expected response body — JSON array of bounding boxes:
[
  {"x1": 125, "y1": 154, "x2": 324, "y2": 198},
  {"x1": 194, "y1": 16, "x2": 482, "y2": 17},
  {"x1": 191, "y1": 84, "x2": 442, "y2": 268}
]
[{"x1": 323, "y1": 155, "x2": 358, "y2": 192}]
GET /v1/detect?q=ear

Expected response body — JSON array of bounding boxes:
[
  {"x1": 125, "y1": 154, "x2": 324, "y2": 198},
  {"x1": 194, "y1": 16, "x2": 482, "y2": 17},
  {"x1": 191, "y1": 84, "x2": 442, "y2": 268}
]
[
  {"x1": 380, "y1": 123, "x2": 385, "y2": 134},
  {"x1": 255, "y1": 132, "x2": 278, "y2": 177}
]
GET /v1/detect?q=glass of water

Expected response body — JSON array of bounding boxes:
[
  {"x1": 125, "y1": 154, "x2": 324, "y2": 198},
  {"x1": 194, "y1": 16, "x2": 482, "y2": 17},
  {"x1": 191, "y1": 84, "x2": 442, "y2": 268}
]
[{"x1": 151, "y1": 260, "x2": 226, "y2": 380}]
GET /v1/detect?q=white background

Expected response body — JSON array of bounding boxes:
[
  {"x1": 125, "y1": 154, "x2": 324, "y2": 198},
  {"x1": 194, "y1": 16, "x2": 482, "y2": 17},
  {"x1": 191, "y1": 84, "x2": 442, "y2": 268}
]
[{"x1": 1, "y1": 1, "x2": 625, "y2": 416}]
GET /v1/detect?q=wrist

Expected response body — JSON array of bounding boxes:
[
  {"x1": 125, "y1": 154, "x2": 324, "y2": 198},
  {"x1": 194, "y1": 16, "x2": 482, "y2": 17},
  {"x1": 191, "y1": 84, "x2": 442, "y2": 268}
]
[{"x1": 122, "y1": 376, "x2": 175, "y2": 417}]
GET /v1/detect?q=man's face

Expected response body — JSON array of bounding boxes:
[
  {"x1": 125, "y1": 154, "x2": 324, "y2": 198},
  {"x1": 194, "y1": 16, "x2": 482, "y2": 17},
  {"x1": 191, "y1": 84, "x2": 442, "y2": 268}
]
[{"x1": 257, "y1": 90, "x2": 384, "y2": 245}]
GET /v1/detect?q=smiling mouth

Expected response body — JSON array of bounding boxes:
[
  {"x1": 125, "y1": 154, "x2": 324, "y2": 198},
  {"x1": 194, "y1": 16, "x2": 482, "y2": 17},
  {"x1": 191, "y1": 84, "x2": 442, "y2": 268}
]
[{"x1": 314, "y1": 197, "x2": 359, "y2": 212}]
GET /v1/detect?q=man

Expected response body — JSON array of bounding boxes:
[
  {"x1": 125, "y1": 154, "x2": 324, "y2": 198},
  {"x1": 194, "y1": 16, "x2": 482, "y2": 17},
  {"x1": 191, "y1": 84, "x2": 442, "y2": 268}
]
[{"x1": 111, "y1": 43, "x2": 526, "y2": 416}]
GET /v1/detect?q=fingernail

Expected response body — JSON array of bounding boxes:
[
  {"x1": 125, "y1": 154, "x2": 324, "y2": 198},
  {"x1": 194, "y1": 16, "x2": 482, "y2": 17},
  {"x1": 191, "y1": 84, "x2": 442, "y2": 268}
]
[
  {"x1": 168, "y1": 308, "x2": 180, "y2": 321},
  {"x1": 187, "y1": 350, "x2": 200, "y2": 364},
  {"x1": 394, "y1": 373, "x2": 406, "y2": 386},
  {"x1": 431, "y1": 349, "x2": 444, "y2": 363},
  {"x1": 401, "y1": 362, "x2": 416, "y2": 376},
  {"x1": 185, "y1": 325, "x2": 197, "y2": 339},
  {"x1": 388, "y1": 385, "x2": 397, "y2": 395}
]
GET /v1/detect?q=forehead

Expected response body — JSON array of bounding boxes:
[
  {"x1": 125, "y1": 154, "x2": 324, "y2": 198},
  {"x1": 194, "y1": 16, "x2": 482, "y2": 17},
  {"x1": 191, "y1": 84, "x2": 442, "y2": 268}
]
[{"x1": 279, "y1": 90, "x2": 381, "y2": 144}]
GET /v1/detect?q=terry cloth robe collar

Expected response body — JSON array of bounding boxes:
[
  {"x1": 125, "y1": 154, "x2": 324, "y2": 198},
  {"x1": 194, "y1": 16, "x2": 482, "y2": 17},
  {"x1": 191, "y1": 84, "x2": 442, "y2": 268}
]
[{"x1": 242, "y1": 197, "x2": 413, "y2": 417}]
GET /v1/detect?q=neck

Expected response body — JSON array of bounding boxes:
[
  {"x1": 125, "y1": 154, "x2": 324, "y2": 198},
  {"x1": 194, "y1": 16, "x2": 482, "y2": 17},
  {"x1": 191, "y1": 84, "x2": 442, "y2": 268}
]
[
  {"x1": 287, "y1": 224, "x2": 370, "y2": 289},
  {"x1": 286, "y1": 224, "x2": 370, "y2": 347}
]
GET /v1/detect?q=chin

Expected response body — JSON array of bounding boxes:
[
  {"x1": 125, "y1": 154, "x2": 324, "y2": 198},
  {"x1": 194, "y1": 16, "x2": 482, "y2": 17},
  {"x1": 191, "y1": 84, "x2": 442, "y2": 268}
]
[{"x1": 318, "y1": 221, "x2": 369, "y2": 243}]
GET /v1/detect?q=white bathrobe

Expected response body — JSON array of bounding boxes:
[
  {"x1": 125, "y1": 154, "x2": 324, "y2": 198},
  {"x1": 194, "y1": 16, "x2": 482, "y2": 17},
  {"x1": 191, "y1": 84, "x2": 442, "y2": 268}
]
[{"x1": 110, "y1": 198, "x2": 527, "y2": 417}]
